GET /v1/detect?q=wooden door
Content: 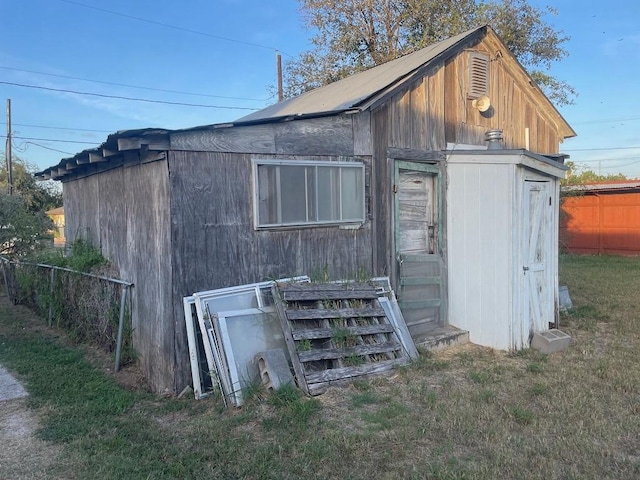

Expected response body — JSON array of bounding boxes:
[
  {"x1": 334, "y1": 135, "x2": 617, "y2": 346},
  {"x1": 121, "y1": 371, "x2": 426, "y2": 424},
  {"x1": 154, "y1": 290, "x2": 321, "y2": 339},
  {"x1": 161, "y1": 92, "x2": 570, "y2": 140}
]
[
  {"x1": 394, "y1": 161, "x2": 444, "y2": 340},
  {"x1": 522, "y1": 180, "x2": 553, "y2": 344}
]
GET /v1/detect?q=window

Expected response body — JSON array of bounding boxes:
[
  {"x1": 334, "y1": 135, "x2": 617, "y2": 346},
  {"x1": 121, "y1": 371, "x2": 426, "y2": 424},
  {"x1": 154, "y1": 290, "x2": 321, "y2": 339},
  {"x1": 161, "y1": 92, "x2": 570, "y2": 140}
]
[{"x1": 254, "y1": 160, "x2": 365, "y2": 228}]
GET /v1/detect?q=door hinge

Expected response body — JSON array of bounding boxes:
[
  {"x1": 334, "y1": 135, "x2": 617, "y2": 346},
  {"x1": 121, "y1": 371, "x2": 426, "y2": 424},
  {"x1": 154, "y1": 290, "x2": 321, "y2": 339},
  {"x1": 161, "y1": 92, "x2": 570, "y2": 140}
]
[{"x1": 393, "y1": 184, "x2": 397, "y2": 194}]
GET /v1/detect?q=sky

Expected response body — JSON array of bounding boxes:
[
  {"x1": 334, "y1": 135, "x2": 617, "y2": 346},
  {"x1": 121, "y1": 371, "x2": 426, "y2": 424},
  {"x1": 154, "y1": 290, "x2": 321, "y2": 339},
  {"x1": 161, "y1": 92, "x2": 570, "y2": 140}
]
[{"x1": 1, "y1": 0, "x2": 640, "y2": 178}]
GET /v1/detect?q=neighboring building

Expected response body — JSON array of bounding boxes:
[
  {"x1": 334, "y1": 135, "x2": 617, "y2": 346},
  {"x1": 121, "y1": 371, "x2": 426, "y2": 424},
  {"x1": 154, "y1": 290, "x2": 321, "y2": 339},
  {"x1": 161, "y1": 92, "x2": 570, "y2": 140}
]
[
  {"x1": 37, "y1": 25, "x2": 575, "y2": 394},
  {"x1": 561, "y1": 181, "x2": 640, "y2": 255},
  {"x1": 45, "y1": 206, "x2": 65, "y2": 246}
]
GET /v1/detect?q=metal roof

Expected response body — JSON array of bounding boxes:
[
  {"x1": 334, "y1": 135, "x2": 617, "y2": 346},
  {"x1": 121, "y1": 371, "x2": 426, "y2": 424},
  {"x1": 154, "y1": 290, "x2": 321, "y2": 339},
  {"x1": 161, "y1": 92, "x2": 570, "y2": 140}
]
[
  {"x1": 563, "y1": 180, "x2": 640, "y2": 192},
  {"x1": 237, "y1": 27, "x2": 486, "y2": 124}
]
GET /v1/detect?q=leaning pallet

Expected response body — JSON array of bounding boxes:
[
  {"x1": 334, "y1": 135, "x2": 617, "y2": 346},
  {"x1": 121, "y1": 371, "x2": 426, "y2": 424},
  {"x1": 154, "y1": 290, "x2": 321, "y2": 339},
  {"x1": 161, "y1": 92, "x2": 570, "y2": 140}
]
[{"x1": 272, "y1": 282, "x2": 414, "y2": 395}]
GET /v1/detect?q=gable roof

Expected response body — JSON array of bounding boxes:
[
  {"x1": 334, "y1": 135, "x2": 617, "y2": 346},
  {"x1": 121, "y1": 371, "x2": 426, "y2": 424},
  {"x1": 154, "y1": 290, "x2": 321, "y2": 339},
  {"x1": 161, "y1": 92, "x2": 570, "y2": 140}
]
[
  {"x1": 237, "y1": 27, "x2": 486, "y2": 124},
  {"x1": 236, "y1": 25, "x2": 575, "y2": 140},
  {"x1": 37, "y1": 25, "x2": 576, "y2": 181}
]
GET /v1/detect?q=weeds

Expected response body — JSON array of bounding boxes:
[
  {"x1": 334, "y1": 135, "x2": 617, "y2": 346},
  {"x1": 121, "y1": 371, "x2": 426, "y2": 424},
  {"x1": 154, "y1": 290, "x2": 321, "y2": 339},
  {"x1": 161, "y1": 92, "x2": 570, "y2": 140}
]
[{"x1": 1, "y1": 255, "x2": 639, "y2": 479}]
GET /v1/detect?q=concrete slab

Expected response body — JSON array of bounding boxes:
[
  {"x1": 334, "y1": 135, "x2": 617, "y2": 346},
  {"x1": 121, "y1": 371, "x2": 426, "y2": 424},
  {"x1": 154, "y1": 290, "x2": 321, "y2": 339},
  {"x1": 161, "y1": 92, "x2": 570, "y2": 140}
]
[
  {"x1": 0, "y1": 366, "x2": 28, "y2": 402},
  {"x1": 416, "y1": 326, "x2": 470, "y2": 352}
]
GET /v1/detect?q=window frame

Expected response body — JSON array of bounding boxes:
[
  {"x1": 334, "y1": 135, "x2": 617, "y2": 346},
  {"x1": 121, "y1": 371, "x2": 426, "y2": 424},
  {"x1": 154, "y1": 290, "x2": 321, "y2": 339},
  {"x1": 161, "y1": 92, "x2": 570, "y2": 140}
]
[{"x1": 252, "y1": 159, "x2": 366, "y2": 229}]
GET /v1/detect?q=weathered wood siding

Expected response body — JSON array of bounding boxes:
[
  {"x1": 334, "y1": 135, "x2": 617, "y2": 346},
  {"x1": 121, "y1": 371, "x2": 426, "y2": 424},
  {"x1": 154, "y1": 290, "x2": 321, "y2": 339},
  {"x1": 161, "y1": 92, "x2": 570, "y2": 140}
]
[
  {"x1": 171, "y1": 115, "x2": 358, "y2": 157},
  {"x1": 372, "y1": 37, "x2": 564, "y2": 158},
  {"x1": 168, "y1": 150, "x2": 374, "y2": 390},
  {"x1": 443, "y1": 38, "x2": 564, "y2": 154},
  {"x1": 63, "y1": 161, "x2": 174, "y2": 393}
]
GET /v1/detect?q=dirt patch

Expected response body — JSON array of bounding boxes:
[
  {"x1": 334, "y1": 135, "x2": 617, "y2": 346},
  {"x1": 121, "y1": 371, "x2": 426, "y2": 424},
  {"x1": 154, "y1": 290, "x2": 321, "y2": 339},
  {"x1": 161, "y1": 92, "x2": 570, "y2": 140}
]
[{"x1": 0, "y1": 398, "x2": 67, "y2": 479}]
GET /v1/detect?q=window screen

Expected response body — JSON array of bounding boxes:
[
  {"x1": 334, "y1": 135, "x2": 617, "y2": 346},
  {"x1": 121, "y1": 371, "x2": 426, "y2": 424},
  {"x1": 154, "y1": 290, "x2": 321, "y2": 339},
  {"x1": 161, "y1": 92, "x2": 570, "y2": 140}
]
[{"x1": 255, "y1": 160, "x2": 365, "y2": 227}]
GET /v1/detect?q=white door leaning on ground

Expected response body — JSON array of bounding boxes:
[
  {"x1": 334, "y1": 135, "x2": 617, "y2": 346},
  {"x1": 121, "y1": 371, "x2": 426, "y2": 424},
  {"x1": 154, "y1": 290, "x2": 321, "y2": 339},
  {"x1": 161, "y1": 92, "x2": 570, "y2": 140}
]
[{"x1": 521, "y1": 180, "x2": 553, "y2": 346}]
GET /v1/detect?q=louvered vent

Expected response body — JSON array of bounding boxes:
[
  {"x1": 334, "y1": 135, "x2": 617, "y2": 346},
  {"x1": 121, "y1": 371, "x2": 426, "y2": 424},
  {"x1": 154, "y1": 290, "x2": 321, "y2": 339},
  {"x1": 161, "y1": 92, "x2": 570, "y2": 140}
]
[{"x1": 468, "y1": 52, "x2": 489, "y2": 99}]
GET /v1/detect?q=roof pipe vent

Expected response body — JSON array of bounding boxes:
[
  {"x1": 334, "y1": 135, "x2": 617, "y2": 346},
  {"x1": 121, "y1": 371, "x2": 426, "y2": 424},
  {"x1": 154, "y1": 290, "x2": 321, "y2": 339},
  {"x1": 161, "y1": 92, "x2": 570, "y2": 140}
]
[{"x1": 485, "y1": 129, "x2": 504, "y2": 150}]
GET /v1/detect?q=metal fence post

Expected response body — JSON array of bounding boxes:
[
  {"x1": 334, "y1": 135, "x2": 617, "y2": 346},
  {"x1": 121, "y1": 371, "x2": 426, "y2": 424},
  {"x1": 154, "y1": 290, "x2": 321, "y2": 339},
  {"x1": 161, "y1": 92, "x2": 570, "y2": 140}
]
[
  {"x1": 48, "y1": 267, "x2": 55, "y2": 327},
  {"x1": 114, "y1": 284, "x2": 129, "y2": 372},
  {"x1": 0, "y1": 259, "x2": 8, "y2": 298}
]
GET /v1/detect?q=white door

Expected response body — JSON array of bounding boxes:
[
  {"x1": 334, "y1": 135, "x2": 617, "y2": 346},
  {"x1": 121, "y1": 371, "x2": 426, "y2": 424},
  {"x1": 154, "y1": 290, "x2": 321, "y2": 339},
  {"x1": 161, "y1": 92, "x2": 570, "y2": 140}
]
[{"x1": 521, "y1": 180, "x2": 553, "y2": 345}]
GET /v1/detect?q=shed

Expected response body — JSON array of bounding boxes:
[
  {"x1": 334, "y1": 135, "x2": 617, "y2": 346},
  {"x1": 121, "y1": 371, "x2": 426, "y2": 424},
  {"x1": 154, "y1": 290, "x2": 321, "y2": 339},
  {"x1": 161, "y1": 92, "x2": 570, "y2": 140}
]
[
  {"x1": 37, "y1": 25, "x2": 574, "y2": 394},
  {"x1": 561, "y1": 181, "x2": 640, "y2": 255}
]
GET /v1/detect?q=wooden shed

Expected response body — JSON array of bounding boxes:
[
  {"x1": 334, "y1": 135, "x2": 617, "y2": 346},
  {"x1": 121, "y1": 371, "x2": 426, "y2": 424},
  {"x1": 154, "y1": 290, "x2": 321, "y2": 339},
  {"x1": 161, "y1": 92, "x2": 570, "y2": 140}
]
[
  {"x1": 561, "y1": 181, "x2": 640, "y2": 255},
  {"x1": 37, "y1": 25, "x2": 575, "y2": 394}
]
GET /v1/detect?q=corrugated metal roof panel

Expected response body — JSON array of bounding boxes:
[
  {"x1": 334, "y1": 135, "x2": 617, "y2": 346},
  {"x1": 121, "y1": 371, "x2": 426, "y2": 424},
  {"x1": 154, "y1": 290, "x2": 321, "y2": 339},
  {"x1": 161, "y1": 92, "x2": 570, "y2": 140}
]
[
  {"x1": 237, "y1": 27, "x2": 485, "y2": 123},
  {"x1": 563, "y1": 181, "x2": 640, "y2": 192}
]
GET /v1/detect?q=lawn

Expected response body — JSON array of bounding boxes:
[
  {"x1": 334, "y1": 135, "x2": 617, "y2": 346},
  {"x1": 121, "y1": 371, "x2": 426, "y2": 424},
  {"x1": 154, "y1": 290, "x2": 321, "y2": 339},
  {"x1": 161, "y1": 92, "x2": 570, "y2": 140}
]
[{"x1": 0, "y1": 254, "x2": 639, "y2": 479}]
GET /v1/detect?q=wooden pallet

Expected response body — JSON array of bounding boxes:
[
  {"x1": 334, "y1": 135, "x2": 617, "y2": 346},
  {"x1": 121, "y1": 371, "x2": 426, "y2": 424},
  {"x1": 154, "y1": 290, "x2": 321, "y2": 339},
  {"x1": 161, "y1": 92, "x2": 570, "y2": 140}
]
[{"x1": 272, "y1": 282, "x2": 413, "y2": 395}]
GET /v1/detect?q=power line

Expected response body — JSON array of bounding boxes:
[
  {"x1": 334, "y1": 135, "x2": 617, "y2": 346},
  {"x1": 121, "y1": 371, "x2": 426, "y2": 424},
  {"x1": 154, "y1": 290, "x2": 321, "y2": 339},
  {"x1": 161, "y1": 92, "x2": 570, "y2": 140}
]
[
  {"x1": 564, "y1": 146, "x2": 640, "y2": 152},
  {"x1": 19, "y1": 141, "x2": 75, "y2": 156},
  {"x1": 571, "y1": 115, "x2": 640, "y2": 125},
  {"x1": 56, "y1": 0, "x2": 291, "y2": 56},
  {"x1": 576, "y1": 156, "x2": 640, "y2": 163},
  {"x1": 0, "y1": 81, "x2": 259, "y2": 110},
  {"x1": 0, "y1": 66, "x2": 272, "y2": 102},
  {"x1": 1, "y1": 134, "x2": 98, "y2": 145},
  {"x1": 598, "y1": 159, "x2": 640, "y2": 169},
  {"x1": 1, "y1": 122, "x2": 112, "y2": 133}
]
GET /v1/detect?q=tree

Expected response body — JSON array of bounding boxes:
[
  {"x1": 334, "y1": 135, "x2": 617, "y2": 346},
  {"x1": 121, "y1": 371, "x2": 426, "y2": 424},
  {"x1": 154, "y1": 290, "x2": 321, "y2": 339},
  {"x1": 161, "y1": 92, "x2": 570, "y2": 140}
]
[
  {"x1": 284, "y1": 0, "x2": 575, "y2": 105},
  {"x1": 0, "y1": 193, "x2": 53, "y2": 259},
  {"x1": 0, "y1": 156, "x2": 62, "y2": 213},
  {"x1": 562, "y1": 162, "x2": 628, "y2": 186}
]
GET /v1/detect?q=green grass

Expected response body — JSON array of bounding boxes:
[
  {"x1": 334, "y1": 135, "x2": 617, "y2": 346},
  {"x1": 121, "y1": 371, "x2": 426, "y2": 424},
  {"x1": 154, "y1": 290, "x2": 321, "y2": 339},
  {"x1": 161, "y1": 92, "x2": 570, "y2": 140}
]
[{"x1": 1, "y1": 254, "x2": 640, "y2": 479}]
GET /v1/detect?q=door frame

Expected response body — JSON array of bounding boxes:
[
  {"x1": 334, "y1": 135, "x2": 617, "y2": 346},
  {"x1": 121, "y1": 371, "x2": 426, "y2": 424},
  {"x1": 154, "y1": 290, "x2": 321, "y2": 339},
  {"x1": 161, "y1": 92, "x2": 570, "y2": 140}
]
[
  {"x1": 389, "y1": 157, "x2": 447, "y2": 327},
  {"x1": 520, "y1": 178, "x2": 554, "y2": 346}
]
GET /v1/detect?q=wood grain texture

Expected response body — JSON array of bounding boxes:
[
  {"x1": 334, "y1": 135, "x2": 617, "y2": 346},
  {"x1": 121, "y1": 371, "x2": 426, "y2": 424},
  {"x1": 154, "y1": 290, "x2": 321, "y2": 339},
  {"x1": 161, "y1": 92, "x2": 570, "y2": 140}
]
[
  {"x1": 371, "y1": 104, "x2": 391, "y2": 276},
  {"x1": 64, "y1": 161, "x2": 175, "y2": 393},
  {"x1": 286, "y1": 307, "x2": 386, "y2": 320},
  {"x1": 427, "y1": 66, "x2": 446, "y2": 150},
  {"x1": 409, "y1": 78, "x2": 427, "y2": 150},
  {"x1": 167, "y1": 151, "x2": 374, "y2": 375},
  {"x1": 352, "y1": 111, "x2": 372, "y2": 156},
  {"x1": 305, "y1": 358, "x2": 409, "y2": 384},
  {"x1": 291, "y1": 324, "x2": 395, "y2": 340},
  {"x1": 272, "y1": 284, "x2": 309, "y2": 393},
  {"x1": 297, "y1": 341, "x2": 401, "y2": 362},
  {"x1": 171, "y1": 115, "x2": 355, "y2": 156},
  {"x1": 171, "y1": 124, "x2": 277, "y2": 153}
]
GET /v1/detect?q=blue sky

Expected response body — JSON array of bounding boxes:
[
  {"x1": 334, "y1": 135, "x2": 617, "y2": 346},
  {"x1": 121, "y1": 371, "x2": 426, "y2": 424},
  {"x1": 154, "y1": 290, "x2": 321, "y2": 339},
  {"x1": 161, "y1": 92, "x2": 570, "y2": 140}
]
[{"x1": 1, "y1": 0, "x2": 639, "y2": 178}]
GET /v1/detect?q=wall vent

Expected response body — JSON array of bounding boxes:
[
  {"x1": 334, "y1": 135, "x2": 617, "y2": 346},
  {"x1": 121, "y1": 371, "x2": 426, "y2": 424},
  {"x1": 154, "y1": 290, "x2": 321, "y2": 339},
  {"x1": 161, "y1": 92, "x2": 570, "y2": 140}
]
[{"x1": 468, "y1": 52, "x2": 489, "y2": 99}]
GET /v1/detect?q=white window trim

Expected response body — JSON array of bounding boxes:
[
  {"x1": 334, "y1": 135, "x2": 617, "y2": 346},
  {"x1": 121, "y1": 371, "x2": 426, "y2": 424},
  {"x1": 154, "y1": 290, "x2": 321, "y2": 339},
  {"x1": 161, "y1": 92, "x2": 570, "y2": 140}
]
[{"x1": 252, "y1": 159, "x2": 366, "y2": 229}]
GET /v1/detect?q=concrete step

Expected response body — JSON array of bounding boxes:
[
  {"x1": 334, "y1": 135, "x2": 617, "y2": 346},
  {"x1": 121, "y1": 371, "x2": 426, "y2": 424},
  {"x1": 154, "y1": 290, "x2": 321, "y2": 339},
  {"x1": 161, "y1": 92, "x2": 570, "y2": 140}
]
[{"x1": 415, "y1": 326, "x2": 469, "y2": 352}]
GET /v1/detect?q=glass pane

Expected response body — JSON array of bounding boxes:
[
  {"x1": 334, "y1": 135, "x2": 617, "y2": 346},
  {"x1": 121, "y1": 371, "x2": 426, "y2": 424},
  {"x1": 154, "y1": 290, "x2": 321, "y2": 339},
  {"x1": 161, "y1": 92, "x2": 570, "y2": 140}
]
[
  {"x1": 280, "y1": 166, "x2": 308, "y2": 223},
  {"x1": 220, "y1": 307, "x2": 287, "y2": 404},
  {"x1": 341, "y1": 167, "x2": 364, "y2": 220},
  {"x1": 257, "y1": 165, "x2": 278, "y2": 225},
  {"x1": 202, "y1": 290, "x2": 259, "y2": 313},
  {"x1": 317, "y1": 166, "x2": 340, "y2": 221}
]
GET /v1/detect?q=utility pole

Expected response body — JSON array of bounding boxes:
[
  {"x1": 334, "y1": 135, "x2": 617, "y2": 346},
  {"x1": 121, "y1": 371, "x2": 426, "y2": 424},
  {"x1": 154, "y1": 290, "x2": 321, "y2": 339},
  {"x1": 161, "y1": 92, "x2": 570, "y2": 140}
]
[
  {"x1": 276, "y1": 52, "x2": 283, "y2": 103},
  {"x1": 5, "y1": 99, "x2": 13, "y2": 195}
]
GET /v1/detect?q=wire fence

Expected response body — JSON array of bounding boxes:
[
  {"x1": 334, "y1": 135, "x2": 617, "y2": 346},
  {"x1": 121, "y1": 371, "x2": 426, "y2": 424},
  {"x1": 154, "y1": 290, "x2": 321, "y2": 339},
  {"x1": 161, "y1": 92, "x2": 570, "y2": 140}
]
[{"x1": 0, "y1": 256, "x2": 134, "y2": 371}]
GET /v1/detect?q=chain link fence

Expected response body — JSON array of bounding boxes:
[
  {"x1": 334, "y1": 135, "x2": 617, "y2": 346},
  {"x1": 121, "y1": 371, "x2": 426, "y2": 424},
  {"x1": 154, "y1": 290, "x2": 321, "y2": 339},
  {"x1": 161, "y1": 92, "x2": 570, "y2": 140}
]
[{"x1": 1, "y1": 256, "x2": 134, "y2": 370}]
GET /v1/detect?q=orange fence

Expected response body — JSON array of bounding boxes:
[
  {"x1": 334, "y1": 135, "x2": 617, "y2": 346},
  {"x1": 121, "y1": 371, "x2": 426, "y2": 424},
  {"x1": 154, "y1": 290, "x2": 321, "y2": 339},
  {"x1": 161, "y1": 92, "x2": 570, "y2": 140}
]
[{"x1": 561, "y1": 192, "x2": 640, "y2": 255}]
